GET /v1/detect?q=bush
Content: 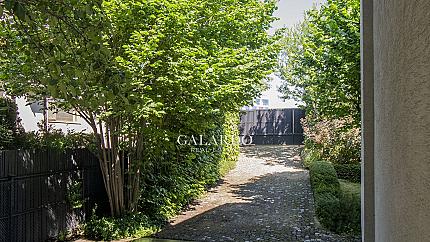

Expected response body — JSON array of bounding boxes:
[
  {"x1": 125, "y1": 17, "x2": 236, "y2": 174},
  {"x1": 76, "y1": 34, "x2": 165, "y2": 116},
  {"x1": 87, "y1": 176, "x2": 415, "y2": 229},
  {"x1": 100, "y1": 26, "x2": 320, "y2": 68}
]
[
  {"x1": 309, "y1": 160, "x2": 341, "y2": 230},
  {"x1": 81, "y1": 111, "x2": 239, "y2": 240},
  {"x1": 84, "y1": 211, "x2": 158, "y2": 240},
  {"x1": 301, "y1": 147, "x2": 321, "y2": 168},
  {"x1": 334, "y1": 163, "x2": 361, "y2": 183},
  {"x1": 138, "y1": 112, "x2": 239, "y2": 220},
  {"x1": 339, "y1": 180, "x2": 361, "y2": 234},
  {"x1": 314, "y1": 192, "x2": 341, "y2": 230},
  {"x1": 19, "y1": 127, "x2": 96, "y2": 151},
  {"x1": 309, "y1": 160, "x2": 361, "y2": 235},
  {"x1": 0, "y1": 96, "x2": 24, "y2": 149},
  {"x1": 302, "y1": 117, "x2": 361, "y2": 165},
  {"x1": 309, "y1": 161, "x2": 341, "y2": 196},
  {"x1": 219, "y1": 112, "x2": 240, "y2": 176}
]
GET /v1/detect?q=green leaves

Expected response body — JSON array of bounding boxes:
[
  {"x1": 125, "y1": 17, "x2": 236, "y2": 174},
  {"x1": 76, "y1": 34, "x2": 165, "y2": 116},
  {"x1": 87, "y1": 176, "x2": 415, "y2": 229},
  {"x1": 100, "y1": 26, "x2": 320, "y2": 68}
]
[
  {"x1": 2, "y1": 0, "x2": 279, "y2": 217},
  {"x1": 278, "y1": 0, "x2": 360, "y2": 125}
]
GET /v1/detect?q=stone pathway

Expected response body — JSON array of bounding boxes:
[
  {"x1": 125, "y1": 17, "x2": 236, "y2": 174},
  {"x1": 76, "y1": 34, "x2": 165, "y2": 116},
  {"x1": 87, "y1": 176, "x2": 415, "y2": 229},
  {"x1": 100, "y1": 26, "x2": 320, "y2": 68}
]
[{"x1": 155, "y1": 146, "x2": 360, "y2": 242}]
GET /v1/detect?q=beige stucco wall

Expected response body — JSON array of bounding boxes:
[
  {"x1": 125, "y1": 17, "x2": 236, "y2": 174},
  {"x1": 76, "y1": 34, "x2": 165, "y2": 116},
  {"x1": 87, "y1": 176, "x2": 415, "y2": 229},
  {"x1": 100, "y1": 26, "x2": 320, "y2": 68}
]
[{"x1": 373, "y1": 1, "x2": 430, "y2": 241}]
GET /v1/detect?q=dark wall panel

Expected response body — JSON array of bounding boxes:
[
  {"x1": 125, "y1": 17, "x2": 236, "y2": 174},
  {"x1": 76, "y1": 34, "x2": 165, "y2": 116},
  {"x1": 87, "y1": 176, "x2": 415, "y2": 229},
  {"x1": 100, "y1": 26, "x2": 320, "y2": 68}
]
[
  {"x1": 240, "y1": 108, "x2": 305, "y2": 145},
  {"x1": 0, "y1": 149, "x2": 107, "y2": 242}
]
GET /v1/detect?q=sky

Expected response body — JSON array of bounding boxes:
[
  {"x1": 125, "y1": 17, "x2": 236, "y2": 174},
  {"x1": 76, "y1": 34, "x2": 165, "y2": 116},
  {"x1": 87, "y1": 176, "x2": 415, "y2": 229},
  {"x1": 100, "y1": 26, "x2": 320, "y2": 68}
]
[{"x1": 262, "y1": 0, "x2": 325, "y2": 108}]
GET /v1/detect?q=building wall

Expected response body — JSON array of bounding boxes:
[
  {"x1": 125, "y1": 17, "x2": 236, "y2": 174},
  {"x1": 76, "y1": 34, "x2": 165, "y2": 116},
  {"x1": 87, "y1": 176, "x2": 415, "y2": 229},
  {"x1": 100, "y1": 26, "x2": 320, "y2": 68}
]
[
  {"x1": 16, "y1": 97, "x2": 92, "y2": 133},
  {"x1": 373, "y1": 1, "x2": 430, "y2": 241}
]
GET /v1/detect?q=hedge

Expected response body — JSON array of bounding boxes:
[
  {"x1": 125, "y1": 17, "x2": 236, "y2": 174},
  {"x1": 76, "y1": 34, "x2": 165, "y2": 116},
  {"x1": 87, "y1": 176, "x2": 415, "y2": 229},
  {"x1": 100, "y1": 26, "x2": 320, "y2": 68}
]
[
  {"x1": 309, "y1": 160, "x2": 341, "y2": 230},
  {"x1": 338, "y1": 180, "x2": 361, "y2": 234},
  {"x1": 333, "y1": 163, "x2": 361, "y2": 183},
  {"x1": 309, "y1": 160, "x2": 360, "y2": 235},
  {"x1": 85, "y1": 112, "x2": 240, "y2": 240}
]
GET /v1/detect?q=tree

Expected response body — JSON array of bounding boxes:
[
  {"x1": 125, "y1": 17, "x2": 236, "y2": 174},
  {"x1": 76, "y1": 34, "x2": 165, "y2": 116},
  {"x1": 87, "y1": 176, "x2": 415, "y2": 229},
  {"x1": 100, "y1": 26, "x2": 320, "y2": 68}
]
[
  {"x1": 1, "y1": 0, "x2": 280, "y2": 216},
  {"x1": 0, "y1": 95, "x2": 23, "y2": 149},
  {"x1": 278, "y1": 0, "x2": 360, "y2": 125}
]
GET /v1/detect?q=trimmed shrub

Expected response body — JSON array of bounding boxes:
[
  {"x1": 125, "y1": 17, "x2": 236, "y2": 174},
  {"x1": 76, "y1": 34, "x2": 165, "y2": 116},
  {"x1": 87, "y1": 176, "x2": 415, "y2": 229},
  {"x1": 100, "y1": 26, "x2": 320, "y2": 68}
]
[
  {"x1": 309, "y1": 161, "x2": 341, "y2": 196},
  {"x1": 309, "y1": 160, "x2": 361, "y2": 235},
  {"x1": 314, "y1": 192, "x2": 341, "y2": 230},
  {"x1": 309, "y1": 160, "x2": 341, "y2": 230},
  {"x1": 339, "y1": 180, "x2": 361, "y2": 234},
  {"x1": 334, "y1": 163, "x2": 361, "y2": 183}
]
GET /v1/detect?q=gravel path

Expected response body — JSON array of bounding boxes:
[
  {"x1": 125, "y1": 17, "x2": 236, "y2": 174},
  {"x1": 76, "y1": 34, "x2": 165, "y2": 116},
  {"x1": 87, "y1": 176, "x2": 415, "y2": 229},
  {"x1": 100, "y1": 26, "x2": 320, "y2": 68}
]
[{"x1": 155, "y1": 146, "x2": 360, "y2": 242}]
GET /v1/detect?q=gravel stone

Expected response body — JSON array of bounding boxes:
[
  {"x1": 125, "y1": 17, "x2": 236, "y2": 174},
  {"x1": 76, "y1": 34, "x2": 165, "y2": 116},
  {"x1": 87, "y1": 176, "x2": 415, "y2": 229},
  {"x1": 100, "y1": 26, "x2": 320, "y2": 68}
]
[{"x1": 155, "y1": 146, "x2": 361, "y2": 242}]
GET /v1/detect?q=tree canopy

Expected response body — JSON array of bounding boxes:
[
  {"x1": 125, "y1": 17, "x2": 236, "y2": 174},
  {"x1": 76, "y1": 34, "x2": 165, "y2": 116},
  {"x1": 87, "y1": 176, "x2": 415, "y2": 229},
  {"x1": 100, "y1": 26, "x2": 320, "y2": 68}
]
[
  {"x1": 278, "y1": 0, "x2": 360, "y2": 125},
  {"x1": 1, "y1": 0, "x2": 280, "y2": 216}
]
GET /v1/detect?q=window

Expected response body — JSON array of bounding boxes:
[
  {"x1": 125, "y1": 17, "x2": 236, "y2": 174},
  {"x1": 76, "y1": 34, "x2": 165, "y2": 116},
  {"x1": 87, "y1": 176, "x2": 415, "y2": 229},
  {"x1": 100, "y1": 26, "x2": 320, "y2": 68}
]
[
  {"x1": 262, "y1": 99, "x2": 269, "y2": 106},
  {"x1": 48, "y1": 109, "x2": 77, "y2": 123},
  {"x1": 47, "y1": 100, "x2": 78, "y2": 123},
  {"x1": 255, "y1": 99, "x2": 261, "y2": 105}
]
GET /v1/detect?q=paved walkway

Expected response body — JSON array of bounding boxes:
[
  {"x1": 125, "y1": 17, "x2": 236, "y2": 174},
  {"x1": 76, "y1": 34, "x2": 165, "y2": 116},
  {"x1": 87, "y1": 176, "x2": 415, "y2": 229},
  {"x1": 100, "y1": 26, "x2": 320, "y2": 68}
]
[{"x1": 155, "y1": 146, "x2": 359, "y2": 242}]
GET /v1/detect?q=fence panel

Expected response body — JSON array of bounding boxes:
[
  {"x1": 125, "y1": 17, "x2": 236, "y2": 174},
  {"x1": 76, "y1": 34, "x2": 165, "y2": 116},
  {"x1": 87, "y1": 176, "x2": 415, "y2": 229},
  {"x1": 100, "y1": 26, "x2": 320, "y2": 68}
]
[
  {"x1": 240, "y1": 108, "x2": 305, "y2": 145},
  {"x1": 0, "y1": 149, "x2": 107, "y2": 242}
]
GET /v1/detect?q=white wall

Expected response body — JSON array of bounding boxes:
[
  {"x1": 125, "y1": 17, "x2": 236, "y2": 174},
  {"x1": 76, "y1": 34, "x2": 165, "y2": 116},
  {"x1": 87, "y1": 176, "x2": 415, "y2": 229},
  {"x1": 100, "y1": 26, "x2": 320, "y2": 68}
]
[
  {"x1": 16, "y1": 97, "x2": 92, "y2": 133},
  {"x1": 16, "y1": 97, "x2": 43, "y2": 131},
  {"x1": 259, "y1": 0, "x2": 326, "y2": 110},
  {"x1": 259, "y1": 74, "x2": 300, "y2": 109}
]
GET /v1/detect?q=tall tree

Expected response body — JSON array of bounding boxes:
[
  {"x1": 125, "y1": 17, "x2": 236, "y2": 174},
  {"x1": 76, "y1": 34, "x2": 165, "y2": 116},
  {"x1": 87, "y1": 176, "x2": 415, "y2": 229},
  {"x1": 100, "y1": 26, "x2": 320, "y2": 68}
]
[
  {"x1": 278, "y1": 0, "x2": 360, "y2": 125},
  {"x1": 1, "y1": 0, "x2": 280, "y2": 216}
]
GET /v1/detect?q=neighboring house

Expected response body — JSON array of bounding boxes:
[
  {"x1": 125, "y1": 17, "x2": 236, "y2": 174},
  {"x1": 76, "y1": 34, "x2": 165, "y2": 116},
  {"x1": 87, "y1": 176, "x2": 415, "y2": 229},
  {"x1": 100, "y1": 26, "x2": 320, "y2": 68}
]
[
  {"x1": 242, "y1": 96, "x2": 271, "y2": 110},
  {"x1": 15, "y1": 97, "x2": 92, "y2": 133},
  {"x1": 242, "y1": 75, "x2": 299, "y2": 111}
]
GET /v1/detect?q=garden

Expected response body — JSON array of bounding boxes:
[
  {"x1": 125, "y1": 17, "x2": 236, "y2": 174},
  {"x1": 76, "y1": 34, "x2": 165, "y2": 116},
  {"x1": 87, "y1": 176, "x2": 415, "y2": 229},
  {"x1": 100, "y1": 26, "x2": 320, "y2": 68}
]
[
  {"x1": 278, "y1": 0, "x2": 362, "y2": 236},
  {"x1": 0, "y1": 0, "x2": 281, "y2": 240},
  {"x1": 0, "y1": 0, "x2": 362, "y2": 240}
]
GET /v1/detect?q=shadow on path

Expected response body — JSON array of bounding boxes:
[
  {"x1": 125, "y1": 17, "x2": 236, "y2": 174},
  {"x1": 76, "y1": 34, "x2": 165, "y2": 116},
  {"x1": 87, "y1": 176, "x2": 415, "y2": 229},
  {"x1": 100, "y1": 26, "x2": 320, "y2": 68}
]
[{"x1": 154, "y1": 146, "x2": 359, "y2": 242}]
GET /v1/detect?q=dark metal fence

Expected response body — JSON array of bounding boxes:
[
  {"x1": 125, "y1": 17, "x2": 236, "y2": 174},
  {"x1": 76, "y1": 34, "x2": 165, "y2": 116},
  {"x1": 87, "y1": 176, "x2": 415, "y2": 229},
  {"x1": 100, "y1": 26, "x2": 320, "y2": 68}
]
[
  {"x1": 0, "y1": 149, "x2": 108, "y2": 242},
  {"x1": 239, "y1": 108, "x2": 305, "y2": 145}
]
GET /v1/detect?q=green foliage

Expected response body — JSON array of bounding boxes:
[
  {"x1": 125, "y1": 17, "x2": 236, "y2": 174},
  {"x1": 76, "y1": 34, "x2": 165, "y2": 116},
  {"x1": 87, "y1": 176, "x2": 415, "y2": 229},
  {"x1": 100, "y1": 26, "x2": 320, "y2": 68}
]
[
  {"x1": 334, "y1": 163, "x2": 361, "y2": 183},
  {"x1": 0, "y1": 96, "x2": 24, "y2": 149},
  {"x1": 309, "y1": 160, "x2": 341, "y2": 196},
  {"x1": 302, "y1": 146, "x2": 322, "y2": 168},
  {"x1": 219, "y1": 112, "x2": 240, "y2": 176},
  {"x1": 1, "y1": 0, "x2": 279, "y2": 216},
  {"x1": 309, "y1": 160, "x2": 341, "y2": 232},
  {"x1": 314, "y1": 192, "x2": 341, "y2": 230},
  {"x1": 139, "y1": 112, "x2": 239, "y2": 220},
  {"x1": 66, "y1": 180, "x2": 83, "y2": 209},
  {"x1": 84, "y1": 210, "x2": 158, "y2": 240},
  {"x1": 18, "y1": 127, "x2": 96, "y2": 151},
  {"x1": 309, "y1": 160, "x2": 360, "y2": 234},
  {"x1": 309, "y1": 161, "x2": 341, "y2": 230},
  {"x1": 302, "y1": 116, "x2": 361, "y2": 164},
  {"x1": 57, "y1": 230, "x2": 69, "y2": 242},
  {"x1": 339, "y1": 180, "x2": 361, "y2": 234},
  {"x1": 82, "y1": 112, "x2": 239, "y2": 240},
  {"x1": 278, "y1": 0, "x2": 360, "y2": 124}
]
